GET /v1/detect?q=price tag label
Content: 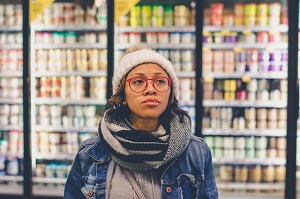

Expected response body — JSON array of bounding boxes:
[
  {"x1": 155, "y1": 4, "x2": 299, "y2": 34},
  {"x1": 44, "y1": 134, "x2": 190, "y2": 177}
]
[
  {"x1": 114, "y1": 0, "x2": 140, "y2": 23},
  {"x1": 203, "y1": 76, "x2": 214, "y2": 82},
  {"x1": 30, "y1": 0, "x2": 55, "y2": 23},
  {"x1": 221, "y1": 29, "x2": 230, "y2": 35},
  {"x1": 242, "y1": 29, "x2": 252, "y2": 35},
  {"x1": 233, "y1": 47, "x2": 243, "y2": 52},
  {"x1": 242, "y1": 76, "x2": 251, "y2": 83}
]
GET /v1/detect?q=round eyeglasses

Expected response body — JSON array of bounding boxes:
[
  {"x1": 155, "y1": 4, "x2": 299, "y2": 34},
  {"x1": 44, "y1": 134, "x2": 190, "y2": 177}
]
[{"x1": 126, "y1": 77, "x2": 172, "y2": 93}]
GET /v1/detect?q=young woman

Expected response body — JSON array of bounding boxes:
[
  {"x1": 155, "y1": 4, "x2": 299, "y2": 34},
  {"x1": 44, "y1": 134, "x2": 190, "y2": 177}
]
[{"x1": 64, "y1": 44, "x2": 218, "y2": 199}]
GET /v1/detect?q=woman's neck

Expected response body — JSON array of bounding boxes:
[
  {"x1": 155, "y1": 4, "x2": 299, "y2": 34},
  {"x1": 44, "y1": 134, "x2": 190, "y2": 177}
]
[{"x1": 129, "y1": 115, "x2": 160, "y2": 132}]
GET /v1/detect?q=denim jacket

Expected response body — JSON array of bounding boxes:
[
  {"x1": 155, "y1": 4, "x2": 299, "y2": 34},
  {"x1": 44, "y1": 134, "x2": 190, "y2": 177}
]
[{"x1": 64, "y1": 135, "x2": 218, "y2": 199}]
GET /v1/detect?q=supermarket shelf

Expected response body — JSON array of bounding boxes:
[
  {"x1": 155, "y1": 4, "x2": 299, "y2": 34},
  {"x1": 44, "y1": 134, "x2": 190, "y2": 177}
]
[
  {"x1": 219, "y1": 191, "x2": 284, "y2": 199},
  {"x1": 202, "y1": 128, "x2": 286, "y2": 137},
  {"x1": 35, "y1": 97, "x2": 107, "y2": 105},
  {"x1": 0, "y1": 25, "x2": 22, "y2": 31},
  {"x1": 33, "y1": 184, "x2": 64, "y2": 197},
  {"x1": 34, "y1": 24, "x2": 107, "y2": 31},
  {"x1": 117, "y1": 25, "x2": 195, "y2": 33},
  {"x1": 203, "y1": 42, "x2": 288, "y2": 50},
  {"x1": 0, "y1": 71, "x2": 23, "y2": 77},
  {"x1": 35, "y1": 70, "x2": 107, "y2": 77},
  {"x1": 176, "y1": 71, "x2": 195, "y2": 78},
  {"x1": 213, "y1": 157, "x2": 286, "y2": 165},
  {"x1": 0, "y1": 185, "x2": 23, "y2": 195},
  {"x1": 0, "y1": 175, "x2": 23, "y2": 181},
  {"x1": 217, "y1": 182, "x2": 285, "y2": 190},
  {"x1": 35, "y1": 125, "x2": 98, "y2": 133},
  {"x1": 203, "y1": 100, "x2": 287, "y2": 108},
  {"x1": 0, "y1": 44, "x2": 22, "y2": 50},
  {"x1": 0, "y1": 98, "x2": 23, "y2": 104},
  {"x1": 0, "y1": 125, "x2": 23, "y2": 131},
  {"x1": 33, "y1": 177, "x2": 66, "y2": 184},
  {"x1": 35, "y1": 43, "x2": 107, "y2": 49},
  {"x1": 35, "y1": 153, "x2": 76, "y2": 160},
  {"x1": 202, "y1": 71, "x2": 287, "y2": 79},
  {"x1": 203, "y1": 25, "x2": 288, "y2": 33},
  {"x1": 116, "y1": 43, "x2": 195, "y2": 50},
  {"x1": 179, "y1": 100, "x2": 195, "y2": 107}
]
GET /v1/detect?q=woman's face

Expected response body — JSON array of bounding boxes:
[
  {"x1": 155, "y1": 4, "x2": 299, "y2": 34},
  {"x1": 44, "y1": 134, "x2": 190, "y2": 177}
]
[{"x1": 125, "y1": 63, "x2": 171, "y2": 122}]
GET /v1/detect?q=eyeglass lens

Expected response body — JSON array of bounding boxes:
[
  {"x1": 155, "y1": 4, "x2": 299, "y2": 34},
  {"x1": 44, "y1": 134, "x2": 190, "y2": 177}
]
[{"x1": 129, "y1": 77, "x2": 171, "y2": 93}]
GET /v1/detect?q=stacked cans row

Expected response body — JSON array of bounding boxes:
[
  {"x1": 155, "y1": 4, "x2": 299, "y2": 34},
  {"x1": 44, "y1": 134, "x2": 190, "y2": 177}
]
[
  {"x1": 36, "y1": 105, "x2": 102, "y2": 128},
  {"x1": 203, "y1": 31, "x2": 286, "y2": 44},
  {"x1": 208, "y1": 2, "x2": 286, "y2": 26},
  {"x1": 177, "y1": 78, "x2": 195, "y2": 103},
  {"x1": 203, "y1": 107, "x2": 287, "y2": 130},
  {"x1": 118, "y1": 32, "x2": 194, "y2": 45},
  {"x1": 202, "y1": 49, "x2": 288, "y2": 73},
  {"x1": 0, "y1": 50, "x2": 23, "y2": 72},
  {"x1": 36, "y1": 131, "x2": 97, "y2": 155},
  {"x1": 36, "y1": 2, "x2": 107, "y2": 26},
  {"x1": 205, "y1": 136, "x2": 286, "y2": 160},
  {"x1": 35, "y1": 162, "x2": 71, "y2": 179},
  {"x1": 0, "y1": 32, "x2": 22, "y2": 45},
  {"x1": 0, "y1": 77, "x2": 23, "y2": 99},
  {"x1": 217, "y1": 164, "x2": 286, "y2": 184},
  {"x1": 37, "y1": 76, "x2": 106, "y2": 100},
  {"x1": 0, "y1": 4, "x2": 22, "y2": 26},
  {"x1": 0, "y1": 130, "x2": 23, "y2": 157},
  {"x1": 35, "y1": 49, "x2": 107, "y2": 72},
  {"x1": 35, "y1": 31, "x2": 107, "y2": 45},
  {"x1": 0, "y1": 104, "x2": 23, "y2": 127},
  {"x1": 203, "y1": 79, "x2": 286, "y2": 101},
  {"x1": 121, "y1": 4, "x2": 195, "y2": 27}
]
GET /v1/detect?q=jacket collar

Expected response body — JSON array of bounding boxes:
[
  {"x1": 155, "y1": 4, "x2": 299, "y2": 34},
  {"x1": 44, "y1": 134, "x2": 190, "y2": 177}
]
[{"x1": 84, "y1": 137, "x2": 111, "y2": 163}]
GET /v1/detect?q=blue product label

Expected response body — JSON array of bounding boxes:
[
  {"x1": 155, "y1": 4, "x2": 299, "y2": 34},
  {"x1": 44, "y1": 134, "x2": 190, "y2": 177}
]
[{"x1": 0, "y1": 156, "x2": 5, "y2": 175}]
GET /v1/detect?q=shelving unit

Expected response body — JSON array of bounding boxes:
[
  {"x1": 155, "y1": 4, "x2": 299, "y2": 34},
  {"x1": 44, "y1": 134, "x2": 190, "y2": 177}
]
[
  {"x1": 201, "y1": 2, "x2": 289, "y2": 197},
  {"x1": 27, "y1": 2, "x2": 108, "y2": 197},
  {"x1": 0, "y1": 2, "x2": 24, "y2": 196}
]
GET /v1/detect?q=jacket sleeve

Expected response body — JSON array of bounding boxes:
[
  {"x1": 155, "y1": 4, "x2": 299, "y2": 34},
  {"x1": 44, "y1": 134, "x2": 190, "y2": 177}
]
[
  {"x1": 203, "y1": 143, "x2": 219, "y2": 199},
  {"x1": 64, "y1": 152, "x2": 85, "y2": 199}
]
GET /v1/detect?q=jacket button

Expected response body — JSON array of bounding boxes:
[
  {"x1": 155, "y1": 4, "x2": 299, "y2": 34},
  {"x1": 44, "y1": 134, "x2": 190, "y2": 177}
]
[{"x1": 166, "y1": 187, "x2": 172, "y2": 193}]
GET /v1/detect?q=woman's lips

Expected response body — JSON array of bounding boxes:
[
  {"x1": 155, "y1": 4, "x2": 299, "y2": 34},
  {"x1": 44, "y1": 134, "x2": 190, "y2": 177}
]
[{"x1": 143, "y1": 99, "x2": 159, "y2": 106}]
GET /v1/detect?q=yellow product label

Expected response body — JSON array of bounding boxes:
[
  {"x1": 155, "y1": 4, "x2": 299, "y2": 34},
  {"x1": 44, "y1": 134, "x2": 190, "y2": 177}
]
[
  {"x1": 242, "y1": 29, "x2": 252, "y2": 35},
  {"x1": 221, "y1": 29, "x2": 230, "y2": 35},
  {"x1": 202, "y1": 47, "x2": 211, "y2": 52},
  {"x1": 204, "y1": 77, "x2": 214, "y2": 83},
  {"x1": 115, "y1": 0, "x2": 140, "y2": 23},
  {"x1": 242, "y1": 77, "x2": 251, "y2": 83},
  {"x1": 233, "y1": 47, "x2": 243, "y2": 52},
  {"x1": 30, "y1": 0, "x2": 55, "y2": 23}
]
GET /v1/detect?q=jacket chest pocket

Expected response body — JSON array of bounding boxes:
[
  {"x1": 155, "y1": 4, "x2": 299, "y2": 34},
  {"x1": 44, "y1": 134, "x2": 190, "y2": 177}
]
[
  {"x1": 81, "y1": 163, "x2": 108, "y2": 199},
  {"x1": 176, "y1": 174, "x2": 203, "y2": 199}
]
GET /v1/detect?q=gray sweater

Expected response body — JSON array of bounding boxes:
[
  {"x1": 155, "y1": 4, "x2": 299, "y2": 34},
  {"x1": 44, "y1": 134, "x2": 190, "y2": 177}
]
[{"x1": 106, "y1": 161, "x2": 161, "y2": 199}]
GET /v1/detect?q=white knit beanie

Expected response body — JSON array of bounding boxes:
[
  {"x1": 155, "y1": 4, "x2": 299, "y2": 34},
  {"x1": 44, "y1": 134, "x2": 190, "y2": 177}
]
[{"x1": 112, "y1": 48, "x2": 179, "y2": 98}]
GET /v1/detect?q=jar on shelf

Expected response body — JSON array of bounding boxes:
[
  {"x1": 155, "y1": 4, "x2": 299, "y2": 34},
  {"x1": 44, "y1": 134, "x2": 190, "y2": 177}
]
[
  {"x1": 220, "y1": 164, "x2": 233, "y2": 182},
  {"x1": 248, "y1": 164, "x2": 262, "y2": 182},
  {"x1": 262, "y1": 164, "x2": 275, "y2": 183},
  {"x1": 235, "y1": 165, "x2": 248, "y2": 182}
]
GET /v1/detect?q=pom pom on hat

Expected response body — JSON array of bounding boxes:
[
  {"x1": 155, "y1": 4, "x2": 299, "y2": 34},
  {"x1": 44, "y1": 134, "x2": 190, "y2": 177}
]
[{"x1": 112, "y1": 48, "x2": 179, "y2": 98}]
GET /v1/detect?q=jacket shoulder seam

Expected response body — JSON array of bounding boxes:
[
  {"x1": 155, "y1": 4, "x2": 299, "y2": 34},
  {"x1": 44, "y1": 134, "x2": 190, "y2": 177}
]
[{"x1": 80, "y1": 136, "x2": 100, "y2": 148}]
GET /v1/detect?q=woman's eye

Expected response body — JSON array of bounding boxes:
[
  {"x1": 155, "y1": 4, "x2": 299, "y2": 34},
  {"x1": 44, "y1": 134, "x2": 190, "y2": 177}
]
[
  {"x1": 156, "y1": 78, "x2": 167, "y2": 84},
  {"x1": 132, "y1": 78, "x2": 145, "y2": 84}
]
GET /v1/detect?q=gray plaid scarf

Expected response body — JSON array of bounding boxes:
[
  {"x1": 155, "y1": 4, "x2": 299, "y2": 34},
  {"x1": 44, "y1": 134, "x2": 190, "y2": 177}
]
[{"x1": 99, "y1": 108, "x2": 191, "y2": 171}]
